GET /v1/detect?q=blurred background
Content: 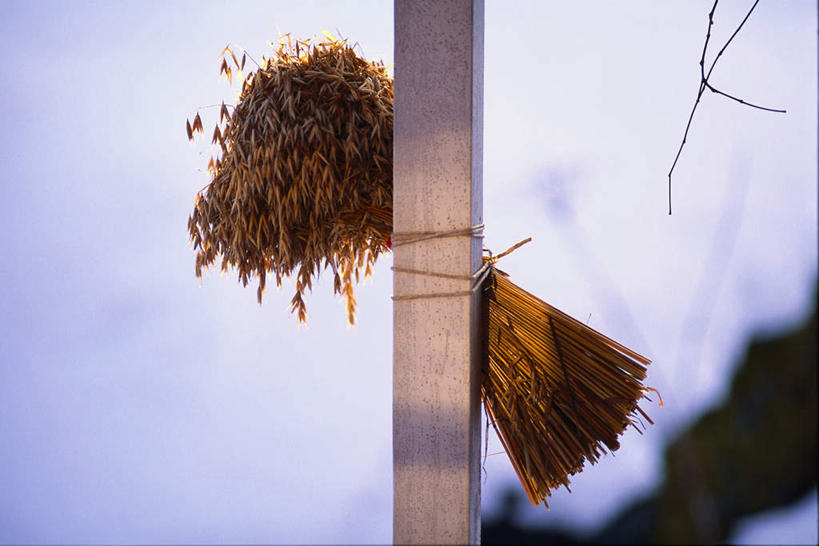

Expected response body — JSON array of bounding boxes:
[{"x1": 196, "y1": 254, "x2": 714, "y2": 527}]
[{"x1": 0, "y1": 0, "x2": 815, "y2": 543}]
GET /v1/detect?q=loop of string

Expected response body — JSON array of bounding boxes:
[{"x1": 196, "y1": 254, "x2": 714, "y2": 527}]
[
  {"x1": 391, "y1": 262, "x2": 492, "y2": 301},
  {"x1": 390, "y1": 222, "x2": 485, "y2": 247},
  {"x1": 390, "y1": 224, "x2": 531, "y2": 301}
]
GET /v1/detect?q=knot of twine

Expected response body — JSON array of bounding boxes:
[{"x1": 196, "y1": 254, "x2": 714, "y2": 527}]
[{"x1": 390, "y1": 223, "x2": 531, "y2": 301}]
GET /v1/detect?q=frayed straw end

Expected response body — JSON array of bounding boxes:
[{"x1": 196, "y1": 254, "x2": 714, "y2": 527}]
[{"x1": 482, "y1": 266, "x2": 657, "y2": 506}]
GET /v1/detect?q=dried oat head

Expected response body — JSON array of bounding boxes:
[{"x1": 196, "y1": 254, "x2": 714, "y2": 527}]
[{"x1": 187, "y1": 34, "x2": 393, "y2": 324}]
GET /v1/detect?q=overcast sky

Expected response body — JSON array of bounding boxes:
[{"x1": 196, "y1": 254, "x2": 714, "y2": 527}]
[{"x1": 0, "y1": 1, "x2": 815, "y2": 543}]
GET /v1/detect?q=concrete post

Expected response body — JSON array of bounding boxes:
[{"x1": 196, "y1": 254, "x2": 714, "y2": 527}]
[{"x1": 393, "y1": 0, "x2": 484, "y2": 543}]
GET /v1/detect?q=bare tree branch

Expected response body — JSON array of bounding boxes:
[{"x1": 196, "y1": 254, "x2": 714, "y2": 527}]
[{"x1": 667, "y1": 0, "x2": 786, "y2": 215}]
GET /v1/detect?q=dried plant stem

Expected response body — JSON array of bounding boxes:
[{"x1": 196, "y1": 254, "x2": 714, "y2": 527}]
[{"x1": 482, "y1": 266, "x2": 653, "y2": 506}]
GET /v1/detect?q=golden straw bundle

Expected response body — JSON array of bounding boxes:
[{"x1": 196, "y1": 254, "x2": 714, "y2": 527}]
[
  {"x1": 186, "y1": 34, "x2": 657, "y2": 507},
  {"x1": 187, "y1": 34, "x2": 393, "y2": 324},
  {"x1": 482, "y1": 265, "x2": 654, "y2": 506}
]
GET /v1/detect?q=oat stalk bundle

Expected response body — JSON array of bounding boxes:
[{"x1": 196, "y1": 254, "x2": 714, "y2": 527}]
[
  {"x1": 186, "y1": 34, "x2": 656, "y2": 507},
  {"x1": 187, "y1": 34, "x2": 393, "y2": 324},
  {"x1": 482, "y1": 265, "x2": 654, "y2": 506}
]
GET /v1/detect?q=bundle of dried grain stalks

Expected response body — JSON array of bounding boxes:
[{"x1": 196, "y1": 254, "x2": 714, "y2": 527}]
[
  {"x1": 186, "y1": 34, "x2": 656, "y2": 507},
  {"x1": 482, "y1": 264, "x2": 654, "y2": 507},
  {"x1": 187, "y1": 34, "x2": 393, "y2": 324}
]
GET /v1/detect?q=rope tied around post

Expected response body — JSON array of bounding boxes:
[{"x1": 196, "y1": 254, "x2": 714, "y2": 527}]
[
  {"x1": 390, "y1": 222, "x2": 485, "y2": 248},
  {"x1": 390, "y1": 226, "x2": 532, "y2": 301}
]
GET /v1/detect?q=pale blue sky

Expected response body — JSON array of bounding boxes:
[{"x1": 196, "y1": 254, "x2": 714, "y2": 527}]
[{"x1": 0, "y1": 1, "x2": 815, "y2": 543}]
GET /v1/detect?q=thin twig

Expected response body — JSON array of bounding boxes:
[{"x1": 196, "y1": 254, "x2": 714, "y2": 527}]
[
  {"x1": 668, "y1": 1, "x2": 718, "y2": 216},
  {"x1": 703, "y1": 0, "x2": 759, "y2": 83},
  {"x1": 704, "y1": 82, "x2": 787, "y2": 112},
  {"x1": 667, "y1": 0, "x2": 785, "y2": 215}
]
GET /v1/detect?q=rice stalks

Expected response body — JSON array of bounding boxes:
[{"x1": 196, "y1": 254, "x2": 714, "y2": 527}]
[{"x1": 482, "y1": 265, "x2": 654, "y2": 507}]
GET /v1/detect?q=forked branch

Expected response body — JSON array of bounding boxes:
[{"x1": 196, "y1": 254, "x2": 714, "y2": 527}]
[{"x1": 667, "y1": 0, "x2": 785, "y2": 215}]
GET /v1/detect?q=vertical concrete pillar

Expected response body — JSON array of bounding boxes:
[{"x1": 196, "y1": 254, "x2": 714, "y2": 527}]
[{"x1": 393, "y1": 0, "x2": 484, "y2": 543}]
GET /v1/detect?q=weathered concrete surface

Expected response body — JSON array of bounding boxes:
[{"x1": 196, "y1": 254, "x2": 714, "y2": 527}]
[{"x1": 393, "y1": 0, "x2": 484, "y2": 543}]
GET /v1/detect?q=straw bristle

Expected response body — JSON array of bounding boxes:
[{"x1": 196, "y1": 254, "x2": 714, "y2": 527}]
[
  {"x1": 482, "y1": 266, "x2": 653, "y2": 507},
  {"x1": 187, "y1": 35, "x2": 393, "y2": 324}
]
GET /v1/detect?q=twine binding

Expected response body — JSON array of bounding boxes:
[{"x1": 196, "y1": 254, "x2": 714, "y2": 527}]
[
  {"x1": 391, "y1": 225, "x2": 531, "y2": 301},
  {"x1": 390, "y1": 223, "x2": 485, "y2": 248}
]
